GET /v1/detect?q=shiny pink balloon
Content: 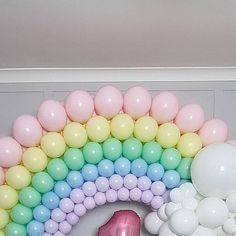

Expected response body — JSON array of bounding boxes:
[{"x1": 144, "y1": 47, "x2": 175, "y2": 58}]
[
  {"x1": 98, "y1": 210, "x2": 140, "y2": 236},
  {"x1": 12, "y1": 115, "x2": 43, "y2": 147},
  {"x1": 0, "y1": 167, "x2": 5, "y2": 185},
  {"x1": 65, "y1": 90, "x2": 94, "y2": 123},
  {"x1": 0, "y1": 137, "x2": 22, "y2": 168},
  {"x1": 37, "y1": 100, "x2": 67, "y2": 132},
  {"x1": 150, "y1": 92, "x2": 179, "y2": 124},
  {"x1": 94, "y1": 86, "x2": 123, "y2": 119},
  {"x1": 175, "y1": 104, "x2": 205, "y2": 133},
  {"x1": 198, "y1": 119, "x2": 228, "y2": 146},
  {"x1": 124, "y1": 86, "x2": 151, "y2": 119}
]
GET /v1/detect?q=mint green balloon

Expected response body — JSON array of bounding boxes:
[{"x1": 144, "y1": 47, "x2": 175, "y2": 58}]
[
  {"x1": 32, "y1": 172, "x2": 54, "y2": 193},
  {"x1": 83, "y1": 142, "x2": 103, "y2": 164},
  {"x1": 5, "y1": 222, "x2": 27, "y2": 236},
  {"x1": 103, "y1": 138, "x2": 122, "y2": 161},
  {"x1": 64, "y1": 148, "x2": 85, "y2": 170},
  {"x1": 160, "y1": 148, "x2": 181, "y2": 170},
  {"x1": 142, "y1": 141, "x2": 163, "y2": 164},
  {"x1": 19, "y1": 187, "x2": 41, "y2": 208},
  {"x1": 47, "y1": 159, "x2": 69, "y2": 181},
  {"x1": 122, "y1": 138, "x2": 142, "y2": 161},
  {"x1": 176, "y1": 157, "x2": 192, "y2": 179},
  {"x1": 10, "y1": 204, "x2": 33, "y2": 225}
]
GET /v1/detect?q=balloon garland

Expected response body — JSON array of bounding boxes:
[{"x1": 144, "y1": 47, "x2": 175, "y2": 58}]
[{"x1": 0, "y1": 85, "x2": 235, "y2": 236}]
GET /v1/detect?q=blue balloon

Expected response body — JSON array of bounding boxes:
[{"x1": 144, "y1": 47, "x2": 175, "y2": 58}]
[
  {"x1": 54, "y1": 181, "x2": 72, "y2": 198},
  {"x1": 81, "y1": 164, "x2": 98, "y2": 181},
  {"x1": 33, "y1": 205, "x2": 51, "y2": 223},
  {"x1": 42, "y1": 191, "x2": 60, "y2": 210},
  {"x1": 66, "y1": 171, "x2": 84, "y2": 188},
  {"x1": 131, "y1": 158, "x2": 148, "y2": 177},
  {"x1": 98, "y1": 159, "x2": 114, "y2": 177},
  {"x1": 27, "y1": 220, "x2": 44, "y2": 236},
  {"x1": 147, "y1": 163, "x2": 165, "y2": 181},
  {"x1": 162, "y1": 170, "x2": 180, "y2": 189},
  {"x1": 114, "y1": 157, "x2": 131, "y2": 176}
]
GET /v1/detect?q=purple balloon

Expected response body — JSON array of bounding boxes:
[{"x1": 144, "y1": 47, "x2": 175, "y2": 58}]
[
  {"x1": 45, "y1": 219, "x2": 59, "y2": 234},
  {"x1": 109, "y1": 174, "x2": 123, "y2": 190},
  {"x1": 117, "y1": 187, "x2": 129, "y2": 201},
  {"x1": 95, "y1": 177, "x2": 109, "y2": 192},
  {"x1": 162, "y1": 190, "x2": 170, "y2": 203},
  {"x1": 66, "y1": 212, "x2": 79, "y2": 225},
  {"x1": 74, "y1": 204, "x2": 87, "y2": 217},
  {"x1": 51, "y1": 208, "x2": 66, "y2": 223},
  {"x1": 151, "y1": 181, "x2": 166, "y2": 196},
  {"x1": 129, "y1": 188, "x2": 142, "y2": 202},
  {"x1": 141, "y1": 190, "x2": 153, "y2": 204},
  {"x1": 82, "y1": 181, "x2": 97, "y2": 197},
  {"x1": 151, "y1": 196, "x2": 164, "y2": 210},
  {"x1": 53, "y1": 232, "x2": 65, "y2": 236},
  {"x1": 59, "y1": 198, "x2": 74, "y2": 213},
  {"x1": 42, "y1": 233, "x2": 52, "y2": 236},
  {"x1": 59, "y1": 221, "x2": 72, "y2": 234},
  {"x1": 106, "y1": 189, "x2": 118, "y2": 203},
  {"x1": 124, "y1": 174, "x2": 137, "y2": 190},
  {"x1": 83, "y1": 197, "x2": 96, "y2": 210},
  {"x1": 137, "y1": 176, "x2": 151, "y2": 191},
  {"x1": 94, "y1": 192, "x2": 106, "y2": 206},
  {"x1": 70, "y1": 189, "x2": 85, "y2": 204}
]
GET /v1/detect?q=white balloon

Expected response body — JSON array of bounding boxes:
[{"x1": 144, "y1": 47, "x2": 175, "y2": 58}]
[
  {"x1": 214, "y1": 226, "x2": 228, "y2": 236},
  {"x1": 196, "y1": 197, "x2": 229, "y2": 228},
  {"x1": 226, "y1": 192, "x2": 236, "y2": 213},
  {"x1": 182, "y1": 197, "x2": 198, "y2": 211},
  {"x1": 223, "y1": 218, "x2": 236, "y2": 234},
  {"x1": 191, "y1": 143, "x2": 236, "y2": 199},
  {"x1": 180, "y1": 183, "x2": 197, "y2": 198},
  {"x1": 170, "y1": 188, "x2": 185, "y2": 203},
  {"x1": 165, "y1": 202, "x2": 182, "y2": 217},
  {"x1": 159, "y1": 223, "x2": 177, "y2": 236},
  {"x1": 191, "y1": 226, "x2": 216, "y2": 236},
  {"x1": 169, "y1": 209, "x2": 199, "y2": 235},
  {"x1": 144, "y1": 212, "x2": 164, "y2": 234},
  {"x1": 158, "y1": 203, "x2": 168, "y2": 221}
]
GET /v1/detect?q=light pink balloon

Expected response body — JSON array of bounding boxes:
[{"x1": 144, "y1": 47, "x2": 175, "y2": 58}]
[
  {"x1": 0, "y1": 137, "x2": 22, "y2": 168},
  {"x1": 0, "y1": 167, "x2": 5, "y2": 185},
  {"x1": 65, "y1": 90, "x2": 94, "y2": 123},
  {"x1": 37, "y1": 100, "x2": 67, "y2": 132},
  {"x1": 124, "y1": 86, "x2": 151, "y2": 119},
  {"x1": 175, "y1": 104, "x2": 205, "y2": 133},
  {"x1": 13, "y1": 115, "x2": 43, "y2": 147},
  {"x1": 150, "y1": 92, "x2": 179, "y2": 124},
  {"x1": 198, "y1": 119, "x2": 228, "y2": 146},
  {"x1": 94, "y1": 86, "x2": 123, "y2": 119}
]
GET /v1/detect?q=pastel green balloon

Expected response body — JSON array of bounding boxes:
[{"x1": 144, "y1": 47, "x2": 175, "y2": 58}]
[
  {"x1": 160, "y1": 148, "x2": 181, "y2": 170},
  {"x1": 83, "y1": 142, "x2": 103, "y2": 164},
  {"x1": 142, "y1": 141, "x2": 162, "y2": 164},
  {"x1": 103, "y1": 138, "x2": 122, "y2": 161},
  {"x1": 19, "y1": 187, "x2": 41, "y2": 208},
  {"x1": 64, "y1": 148, "x2": 85, "y2": 170},
  {"x1": 5, "y1": 223, "x2": 27, "y2": 236},
  {"x1": 10, "y1": 204, "x2": 32, "y2": 225},
  {"x1": 176, "y1": 157, "x2": 192, "y2": 179},
  {"x1": 47, "y1": 159, "x2": 69, "y2": 181},
  {"x1": 32, "y1": 172, "x2": 54, "y2": 193},
  {"x1": 122, "y1": 138, "x2": 142, "y2": 161}
]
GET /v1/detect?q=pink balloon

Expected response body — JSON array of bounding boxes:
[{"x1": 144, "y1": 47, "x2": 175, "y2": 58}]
[
  {"x1": 150, "y1": 92, "x2": 179, "y2": 124},
  {"x1": 198, "y1": 119, "x2": 228, "y2": 146},
  {"x1": 12, "y1": 115, "x2": 43, "y2": 147},
  {"x1": 37, "y1": 100, "x2": 67, "y2": 132},
  {"x1": 175, "y1": 104, "x2": 205, "y2": 133},
  {"x1": 98, "y1": 210, "x2": 140, "y2": 236},
  {"x1": 0, "y1": 167, "x2": 5, "y2": 185},
  {"x1": 0, "y1": 137, "x2": 22, "y2": 168},
  {"x1": 124, "y1": 86, "x2": 151, "y2": 119},
  {"x1": 94, "y1": 86, "x2": 123, "y2": 119},
  {"x1": 65, "y1": 90, "x2": 94, "y2": 123}
]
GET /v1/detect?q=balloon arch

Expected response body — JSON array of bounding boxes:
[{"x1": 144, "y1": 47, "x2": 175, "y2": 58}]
[{"x1": 0, "y1": 86, "x2": 235, "y2": 236}]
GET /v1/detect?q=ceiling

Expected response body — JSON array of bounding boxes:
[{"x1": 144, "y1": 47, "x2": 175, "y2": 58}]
[{"x1": 0, "y1": 0, "x2": 236, "y2": 68}]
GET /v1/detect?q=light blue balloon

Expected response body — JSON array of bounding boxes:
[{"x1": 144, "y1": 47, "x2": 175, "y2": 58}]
[
  {"x1": 81, "y1": 164, "x2": 98, "y2": 181},
  {"x1": 131, "y1": 158, "x2": 148, "y2": 177},
  {"x1": 27, "y1": 220, "x2": 44, "y2": 236},
  {"x1": 33, "y1": 205, "x2": 51, "y2": 223},
  {"x1": 42, "y1": 191, "x2": 60, "y2": 210},
  {"x1": 98, "y1": 159, "x2": 114, "y2": 177},
  {"x1": 147, "y1": 163, "x2": 165, "y2": 181},
  {"x1": 162, "y1": 170, "x2": 180, "y2": 189},
  {"x1": 66, "y1": 171, "x2": 84, "y2": 188},
  {"x1": 54, "y1": 181, "x2": 72, "y2": 198},
  {"x1": 114, "y1": 157, "x2": 131, "y2": 176}
]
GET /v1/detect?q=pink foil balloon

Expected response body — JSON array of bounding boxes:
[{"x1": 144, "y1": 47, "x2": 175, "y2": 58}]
[
  {"x1": 94, "y1": 86, "x2": 123, "y2": 119},
  {"x1": 65, "y1": 90, "x2": 94, "y2": 123},
  {"x1": 175, "y1": 104, "x2": 205, "y2": 133},
  {"x1": 98, "y1": 210, "x2": 140, "y2": 236},
  {"x1": 0, "y1": 137, "x2": 22, "y2": 168},
  {"x1": 150, "y1": 92, "x2": 179, "y2": 124},
  {"x1": 37, "y1": 100, "x2": 67, "y2": 132},
  {"x1": 12, "y1": 115, "x2": 43, "y2": 147},
  {"x1": 0, "y1": 166, "x2": 5, "y2": 185},
  {"x1": 198, "y1": 119, "x2": 228, "y2": 146},
  {"x1": 124, "y1": 86, "x2": 151, "y2": 119}
]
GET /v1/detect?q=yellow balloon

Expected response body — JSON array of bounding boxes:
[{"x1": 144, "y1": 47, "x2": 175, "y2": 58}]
[
  {"x1": 6, "y1": 165, "x2": 31, "y2": 190},
  {"x1": 0, "y1": 230, "x2": 5, "y2": 236},
  {"x1": 41, "y1": 132, "x2": 66, "y2": 158},
  {"x1": 177, "y1": 133, "x2": 202, "y2": 158},
  {"x1": 63, "y1": 122, "x2": 87, "y2": 148},
  {"x1": 0, "y1": 208, "x2": 9, "y2": 229},
  {"x1": 0, "y1": 185, "x2": 18, "y2": 209},
  {"x1": 110, "y1": 114, "x2": 134, "y2": 140},
  {"x1": 23, "y1": 147, "x2": 47, "y2": 172},
  {"x1": 156, "y1": 123, "x2": 180, "y2": 148},
  {"x1": 134, "y1": 116, "x2": 158, "y2": 142},
  {"x1": 86, "y1": 116, "x2": 110, "y2": 143}
]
